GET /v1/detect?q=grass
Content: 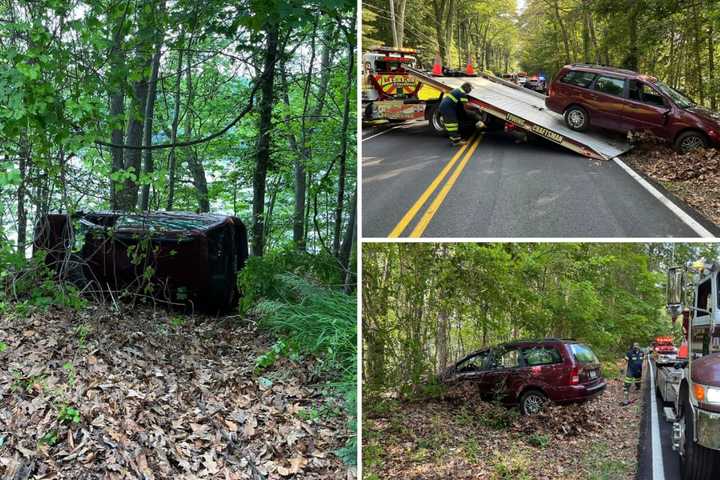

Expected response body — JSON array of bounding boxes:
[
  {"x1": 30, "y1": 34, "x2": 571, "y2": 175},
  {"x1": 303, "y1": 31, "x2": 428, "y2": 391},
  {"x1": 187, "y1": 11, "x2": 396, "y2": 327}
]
[
  {"x1": 585, "y1": 441, "x2": 633, "y2": 480},
  {"x1": 252, "y1": 274, "x2": 356, "y2": 465}
]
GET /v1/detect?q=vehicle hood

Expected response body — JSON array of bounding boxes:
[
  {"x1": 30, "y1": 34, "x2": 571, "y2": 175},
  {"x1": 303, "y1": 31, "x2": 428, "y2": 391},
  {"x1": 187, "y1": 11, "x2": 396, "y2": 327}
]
[
  {"x1": 686, "y1": 106, "x2": 720, "y2": 126},
  {"x1": 691, "y1": 353, "x2": 720, "y2": 387}
]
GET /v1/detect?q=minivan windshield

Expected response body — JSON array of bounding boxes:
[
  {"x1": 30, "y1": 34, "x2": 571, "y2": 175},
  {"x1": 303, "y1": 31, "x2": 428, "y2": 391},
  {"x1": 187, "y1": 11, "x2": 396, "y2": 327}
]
[
  {"x1": 655, "y1": 81, "x2": 694, "y2": 108},
  {"x1": 570, "y1": 344, "x2": 599, "y2": 364}
]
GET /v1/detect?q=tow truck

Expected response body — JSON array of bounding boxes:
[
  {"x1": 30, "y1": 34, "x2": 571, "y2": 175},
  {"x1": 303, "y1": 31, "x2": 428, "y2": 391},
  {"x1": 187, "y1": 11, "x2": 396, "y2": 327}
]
[
  {"x1": 363, "y1": 47, "x2": 631, "y2": 160},
  {"x1": 361, "y1": 46, "x2": 440, "y2": 125},
  {"x1": 659, "y1": 261, "x2": 720, "y2": 479}
]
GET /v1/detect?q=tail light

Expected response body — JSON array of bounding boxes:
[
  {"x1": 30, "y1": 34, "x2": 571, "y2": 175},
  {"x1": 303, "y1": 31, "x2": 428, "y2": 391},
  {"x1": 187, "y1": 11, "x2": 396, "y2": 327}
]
[
  {"x1": 570, "y1": 366, "x2": 580, "y2": 384},
  {"x1": 548, "y1": 84, "x2": 555, "y2": 97}
]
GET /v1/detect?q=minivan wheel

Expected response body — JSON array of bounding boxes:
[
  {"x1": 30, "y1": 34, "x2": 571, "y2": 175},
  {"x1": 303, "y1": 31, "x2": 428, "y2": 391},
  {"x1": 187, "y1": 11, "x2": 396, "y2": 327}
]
[
  {"x1": 520, "y1": 390, "x2": 547, "y2": 415},
  {"x1": 564, "y1": 106, "x2": 589, "y2": 132},
  {"x1": 675, "y1": 131, "x2": 707, "y2": 153}
]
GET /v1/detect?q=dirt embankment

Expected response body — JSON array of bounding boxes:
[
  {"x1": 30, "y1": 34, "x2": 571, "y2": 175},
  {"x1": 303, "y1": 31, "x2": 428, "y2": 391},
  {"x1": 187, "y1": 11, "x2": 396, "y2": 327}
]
[
  {"x1": 363, "y1": 377, "x2": 643, "y2": 480},
  {"x1": 0, "y1": 305, "x2": 352, "y2": 479},
  {"x1": 624, "y1": 140, "x2": 720, "y2": 227}
]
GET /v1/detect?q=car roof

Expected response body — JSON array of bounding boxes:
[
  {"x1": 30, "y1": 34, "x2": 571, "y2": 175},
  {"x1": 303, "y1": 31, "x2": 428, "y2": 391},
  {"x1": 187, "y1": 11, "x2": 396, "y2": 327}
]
[{"x1": 564, "y1": 63, "x2": 643, "y2": 78}]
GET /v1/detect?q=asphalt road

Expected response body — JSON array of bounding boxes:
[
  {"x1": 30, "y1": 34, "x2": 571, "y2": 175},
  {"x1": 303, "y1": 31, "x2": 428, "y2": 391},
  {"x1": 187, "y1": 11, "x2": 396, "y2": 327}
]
[
  {"x1": 637, "y1": 359, "x2": 681, "y2": 480},
  {"x1": 361, "y1": 121, "x2": 703, "y2": 238}
]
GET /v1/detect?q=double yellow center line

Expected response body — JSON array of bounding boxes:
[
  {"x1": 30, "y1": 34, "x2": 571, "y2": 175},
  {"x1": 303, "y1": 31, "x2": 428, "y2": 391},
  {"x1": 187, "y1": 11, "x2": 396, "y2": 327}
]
[{"x1": 389, "y1": 132, "x2": 483, "y2": 237}]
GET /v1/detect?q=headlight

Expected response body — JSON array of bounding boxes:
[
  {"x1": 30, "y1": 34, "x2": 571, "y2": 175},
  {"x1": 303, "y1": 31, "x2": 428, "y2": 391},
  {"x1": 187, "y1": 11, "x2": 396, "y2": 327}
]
[{"x1": 707, "y1": 386, "x2": 720, "y2": 404}]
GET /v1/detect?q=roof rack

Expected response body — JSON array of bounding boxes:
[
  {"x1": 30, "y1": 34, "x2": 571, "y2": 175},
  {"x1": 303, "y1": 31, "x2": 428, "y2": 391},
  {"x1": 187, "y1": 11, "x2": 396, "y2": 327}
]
[{"x1": 569, "y1": 63, "x2": 638, "y2": 75}]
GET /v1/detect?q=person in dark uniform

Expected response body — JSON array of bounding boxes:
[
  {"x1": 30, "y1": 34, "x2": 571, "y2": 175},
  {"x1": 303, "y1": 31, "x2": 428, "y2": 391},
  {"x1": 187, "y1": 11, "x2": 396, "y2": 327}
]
[
  {"x1": 623, "y1": 342, "x2": 644, "y2": 405},
  {"x1": 438, "y1": 82, "x2": 473, "y2": 145}
]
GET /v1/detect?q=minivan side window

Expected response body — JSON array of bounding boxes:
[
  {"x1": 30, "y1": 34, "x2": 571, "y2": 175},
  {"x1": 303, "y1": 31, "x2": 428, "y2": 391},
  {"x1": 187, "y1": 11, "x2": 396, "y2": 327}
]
[
  {"x1": 457, "y1": 351, "x2": 488, "y2": 372},
  {"x1": 628, "y1": 80, "x2": 666, "y2": 107},
  {"x1": 593, "y1": 76, "x2": 625, "y2": 96},
  {"x1": 560, "y1": 70, "x2": 596, "y2": 88},
  {"x1": 489, "y1": 348, "x2": 520, "y2": 369},
  {"x1": 522, "y1": 347, "x2": 563, "y2": 366}
]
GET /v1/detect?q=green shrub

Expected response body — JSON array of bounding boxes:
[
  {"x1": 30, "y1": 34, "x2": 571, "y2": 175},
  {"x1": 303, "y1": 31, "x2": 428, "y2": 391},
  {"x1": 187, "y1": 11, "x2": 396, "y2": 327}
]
[
  {"x1": 0, "y1": 249, "x2": 85, "y2": 314},
  {"x1": 236, "y1": 248, "x2": 342, "y2": 314},
  {"x1": 527, "y1": 433, "x2": 550, "y2": 448}
]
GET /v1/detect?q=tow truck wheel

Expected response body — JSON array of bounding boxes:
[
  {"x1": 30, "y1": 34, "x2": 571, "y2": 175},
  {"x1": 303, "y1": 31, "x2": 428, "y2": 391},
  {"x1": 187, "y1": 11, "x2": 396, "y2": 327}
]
[
  {"x1": 680, "y1": 394, "x2": 720, "y2": 479},
  {"x1": 675, "y1": 131, "x2": 707, "y2": 153},
  {"x1": 430, "y1": 106, "x2": 445, "y2": 135},
  {"x1": 564, "y1": 105, "x2": 589, "y2": 132}
]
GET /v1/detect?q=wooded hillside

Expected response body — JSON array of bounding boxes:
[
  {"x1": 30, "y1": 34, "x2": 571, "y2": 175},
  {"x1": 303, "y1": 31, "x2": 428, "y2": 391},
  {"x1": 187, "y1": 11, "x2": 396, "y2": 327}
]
[
  {"x1": 362, "y1": 242, "x2": 720, "y2": 395},
  {"x1": 0, "y1": 0, "x2": 356, "y2": 265}
]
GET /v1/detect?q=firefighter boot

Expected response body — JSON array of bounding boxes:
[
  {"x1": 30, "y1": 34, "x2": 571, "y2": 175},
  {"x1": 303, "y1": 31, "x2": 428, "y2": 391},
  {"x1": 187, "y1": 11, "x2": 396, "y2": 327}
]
[{"x1": 450, "y1": 135, "x2": 467, "y2": 146}]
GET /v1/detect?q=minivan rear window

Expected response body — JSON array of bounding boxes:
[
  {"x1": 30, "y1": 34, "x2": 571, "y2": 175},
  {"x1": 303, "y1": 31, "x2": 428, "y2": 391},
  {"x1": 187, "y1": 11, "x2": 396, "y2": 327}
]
[
  {"x1": 560, "y1": 70, "x2": 596, "y2": 88},
  {"x1": 522, "y1": 347, "x2": 563, "y2": 366},
  {"x1": 570, "y1": 344, "x2": 599, "y2": 364}
]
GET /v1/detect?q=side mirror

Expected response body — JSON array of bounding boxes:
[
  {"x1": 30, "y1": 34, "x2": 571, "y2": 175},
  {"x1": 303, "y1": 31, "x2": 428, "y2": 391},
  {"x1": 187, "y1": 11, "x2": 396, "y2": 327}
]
[{"x1": 667, "y1": 266, "x2": 684, "y2": 319}]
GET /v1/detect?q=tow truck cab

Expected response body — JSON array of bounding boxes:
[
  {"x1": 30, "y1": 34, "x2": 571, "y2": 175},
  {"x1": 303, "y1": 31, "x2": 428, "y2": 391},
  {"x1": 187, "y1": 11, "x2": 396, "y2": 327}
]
[{"x1": 666, "y1": 263, "x2": 720, "y2": 478}]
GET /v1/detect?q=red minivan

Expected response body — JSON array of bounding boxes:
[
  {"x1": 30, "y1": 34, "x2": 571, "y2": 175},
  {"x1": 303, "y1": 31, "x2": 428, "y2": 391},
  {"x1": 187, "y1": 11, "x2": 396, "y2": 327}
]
[
  {"x1": 545, "y1": 64, "x2": 720, "y2": 152},
  {"x1": 441, "y1": 339, "x2": 606, "y2": 415}
]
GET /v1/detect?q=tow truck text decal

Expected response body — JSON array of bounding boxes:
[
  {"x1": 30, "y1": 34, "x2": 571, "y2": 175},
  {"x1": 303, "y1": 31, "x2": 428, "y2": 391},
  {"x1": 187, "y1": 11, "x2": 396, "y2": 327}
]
[
  {"x1": 505, "y1": 113, "x2": 526, "y2": 126},
  {"x1": 531, "y1": 125, "x2": 564, "y2": 144}
]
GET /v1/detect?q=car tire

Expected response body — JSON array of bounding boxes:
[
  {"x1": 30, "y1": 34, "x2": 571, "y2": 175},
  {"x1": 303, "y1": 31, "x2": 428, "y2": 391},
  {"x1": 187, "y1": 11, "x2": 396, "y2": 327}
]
[
  {"x1": 429, "y1": 104, "x2": 445, "y2": 135},
  {"x1": 520, "y1": 390, "x2": 547, "y2": 415},
  {"x1": 680, "y1": 393, "x2": 720, "y2": 479},
  {"x1": 674, "y1": 131, "x2": 708, "y2": 153},
  {"x1": 564, "y1": 105, "x2": 589, "y2": 132}
]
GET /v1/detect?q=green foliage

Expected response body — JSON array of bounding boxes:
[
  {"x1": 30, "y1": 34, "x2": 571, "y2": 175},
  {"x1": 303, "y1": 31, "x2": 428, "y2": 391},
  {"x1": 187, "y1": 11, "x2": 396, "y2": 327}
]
[
  {"x1": 492, "y1": 450, "x2": 532, "y2": 480},
  {"x1": 0, "y1": 341, "x2": 7, "y2": 353},
  {"x1": 0, "y1": 251, "x2": 86, "y2": 315},
  {"x1": 39, "y1": 430, "x2": 59, "y2": 446},
  {"x1": 57, "y1": 405, "x2": 80, "y2": 425},
  {"x1": 527, "y1": 433, "x2": 550, "y2": 448},
  {"x1": 255, "y1": 339, "x2": 289, "y2": 372},
  {"x1": 237, "y1": 249, "x2": 343, "y2": 314}
]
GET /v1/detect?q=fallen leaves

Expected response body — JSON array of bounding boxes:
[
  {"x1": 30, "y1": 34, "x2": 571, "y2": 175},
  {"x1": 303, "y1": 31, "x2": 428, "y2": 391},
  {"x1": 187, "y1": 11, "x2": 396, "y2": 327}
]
[
  {"x1": 625, "y1": 143, "x2": 720, "y2": 226},
  {"x1": 0, "y1": 305, "x2": 354, "y2": 479},
  {"x1": 363, "y1": 377, "x2": 643, "y2": 480}
]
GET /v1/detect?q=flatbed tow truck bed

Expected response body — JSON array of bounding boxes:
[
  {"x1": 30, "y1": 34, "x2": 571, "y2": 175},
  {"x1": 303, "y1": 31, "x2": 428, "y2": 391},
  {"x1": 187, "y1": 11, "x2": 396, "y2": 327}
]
[{"x1": 407, "y1": 66, "x2": 632, "y2": 161}]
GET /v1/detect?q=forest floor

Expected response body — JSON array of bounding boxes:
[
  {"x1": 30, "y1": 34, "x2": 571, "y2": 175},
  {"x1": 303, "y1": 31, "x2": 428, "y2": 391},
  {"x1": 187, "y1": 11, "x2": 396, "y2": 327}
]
[
  {"x1": 363, "y1": 373, "x2": 643, "y2": 480},
  {"x1": 625, "y1": 142, "x2": 720, "y2": 227},
  {"x1": 0, "y1": 304, "x2": 354, "y2": 479}
]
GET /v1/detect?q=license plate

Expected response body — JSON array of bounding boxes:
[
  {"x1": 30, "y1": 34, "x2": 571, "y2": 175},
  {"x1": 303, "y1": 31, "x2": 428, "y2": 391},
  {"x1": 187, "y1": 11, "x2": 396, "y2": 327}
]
[{"x1": 589, "y1": 370, "x2": 597, "y2": 379}]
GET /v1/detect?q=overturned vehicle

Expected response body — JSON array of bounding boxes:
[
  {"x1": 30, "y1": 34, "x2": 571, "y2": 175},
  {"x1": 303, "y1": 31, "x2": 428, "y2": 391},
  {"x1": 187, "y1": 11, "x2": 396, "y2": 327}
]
[{"x1": 33, "y1": 211, "x2": 248, "y2": 310}]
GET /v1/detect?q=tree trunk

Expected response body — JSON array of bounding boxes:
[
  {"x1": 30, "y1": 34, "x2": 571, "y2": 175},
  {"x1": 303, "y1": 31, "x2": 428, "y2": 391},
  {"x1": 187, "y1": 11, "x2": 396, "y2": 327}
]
[
  {"x1": 140, "y1": 38, "x2": 162, "y2": 211},
  {"x1": 436, "y1": 308, "x2": 448, "y2": 374},
  {"x1": 117, "y1": 13, "x2": 154, "y2": 211},
  {"x1": 340, "y1": 189, "x2": 356, "y2": 293},
  {"x1": 184, "y1": 52, "x2": 209, "y2": 212},
  {"x1": 108, "y1": 16, "x2": 126, "y2": 210},
  {"x1": 17, "y1": 143, "x2": 28, "y2": 255},
  {"x1": 708, "y1": 7, "x2": 716, "y2": 109},
  {"x1": 332, "y1": 21, "x2": 354, "y2": 258},
  {"x1": 550, "y1": 0, "x2": 571, "y2": 64},
  {"x1": 623, "y1": 0, "x2": 640, "y2": 70},
  {"x1": 251, "y1": 22, "x2": 279, "y2": 256},
  {"x1": 166, "y1": 42, "x2": 184, "y2": 211}
]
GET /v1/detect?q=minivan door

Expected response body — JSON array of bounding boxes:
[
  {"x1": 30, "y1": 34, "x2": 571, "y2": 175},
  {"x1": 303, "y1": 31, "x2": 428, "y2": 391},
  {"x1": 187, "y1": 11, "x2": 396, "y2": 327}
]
[
  {"x1": 624, "y1": 80, "x2": 669, "y2": 136},
  {"x1": 587, "y1": 75, "x2": 628, "y2": 130},
  {"x1": 480, "y1": 347, "x2": 523, "y2": 401}
]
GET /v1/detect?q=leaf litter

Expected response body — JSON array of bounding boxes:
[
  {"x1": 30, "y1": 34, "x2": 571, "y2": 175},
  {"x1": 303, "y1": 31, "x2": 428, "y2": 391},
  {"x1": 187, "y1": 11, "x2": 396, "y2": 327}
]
[
  {"x1": 0, "y1": 305, "x2": 354, "y2": 479},
  {"x1": 623, "y1": 136, "x2": 720, "y2": 226},
  {"x1": 363, "y1": 376, "x2": 642, "y2": 479}
]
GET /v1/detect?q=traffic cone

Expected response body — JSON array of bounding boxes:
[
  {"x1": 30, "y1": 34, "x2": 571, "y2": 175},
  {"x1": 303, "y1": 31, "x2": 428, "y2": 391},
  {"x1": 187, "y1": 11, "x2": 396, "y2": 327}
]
[
  {"x1": 432, "y1": 52, "x2": 442, "y2": 76},
  {"x1": 465, "y1": 54, "x2": 475, "y2": 75}
]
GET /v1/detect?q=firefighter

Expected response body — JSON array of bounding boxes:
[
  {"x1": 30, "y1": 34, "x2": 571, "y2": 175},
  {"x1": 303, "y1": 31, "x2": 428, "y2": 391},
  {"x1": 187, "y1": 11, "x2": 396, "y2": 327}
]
[
  {"x1": 438, "y1": 82, "x2": 474, "y2": 146},
  {"x1": 622, "y1": 342, "x2": 644, "y2": 405}
]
